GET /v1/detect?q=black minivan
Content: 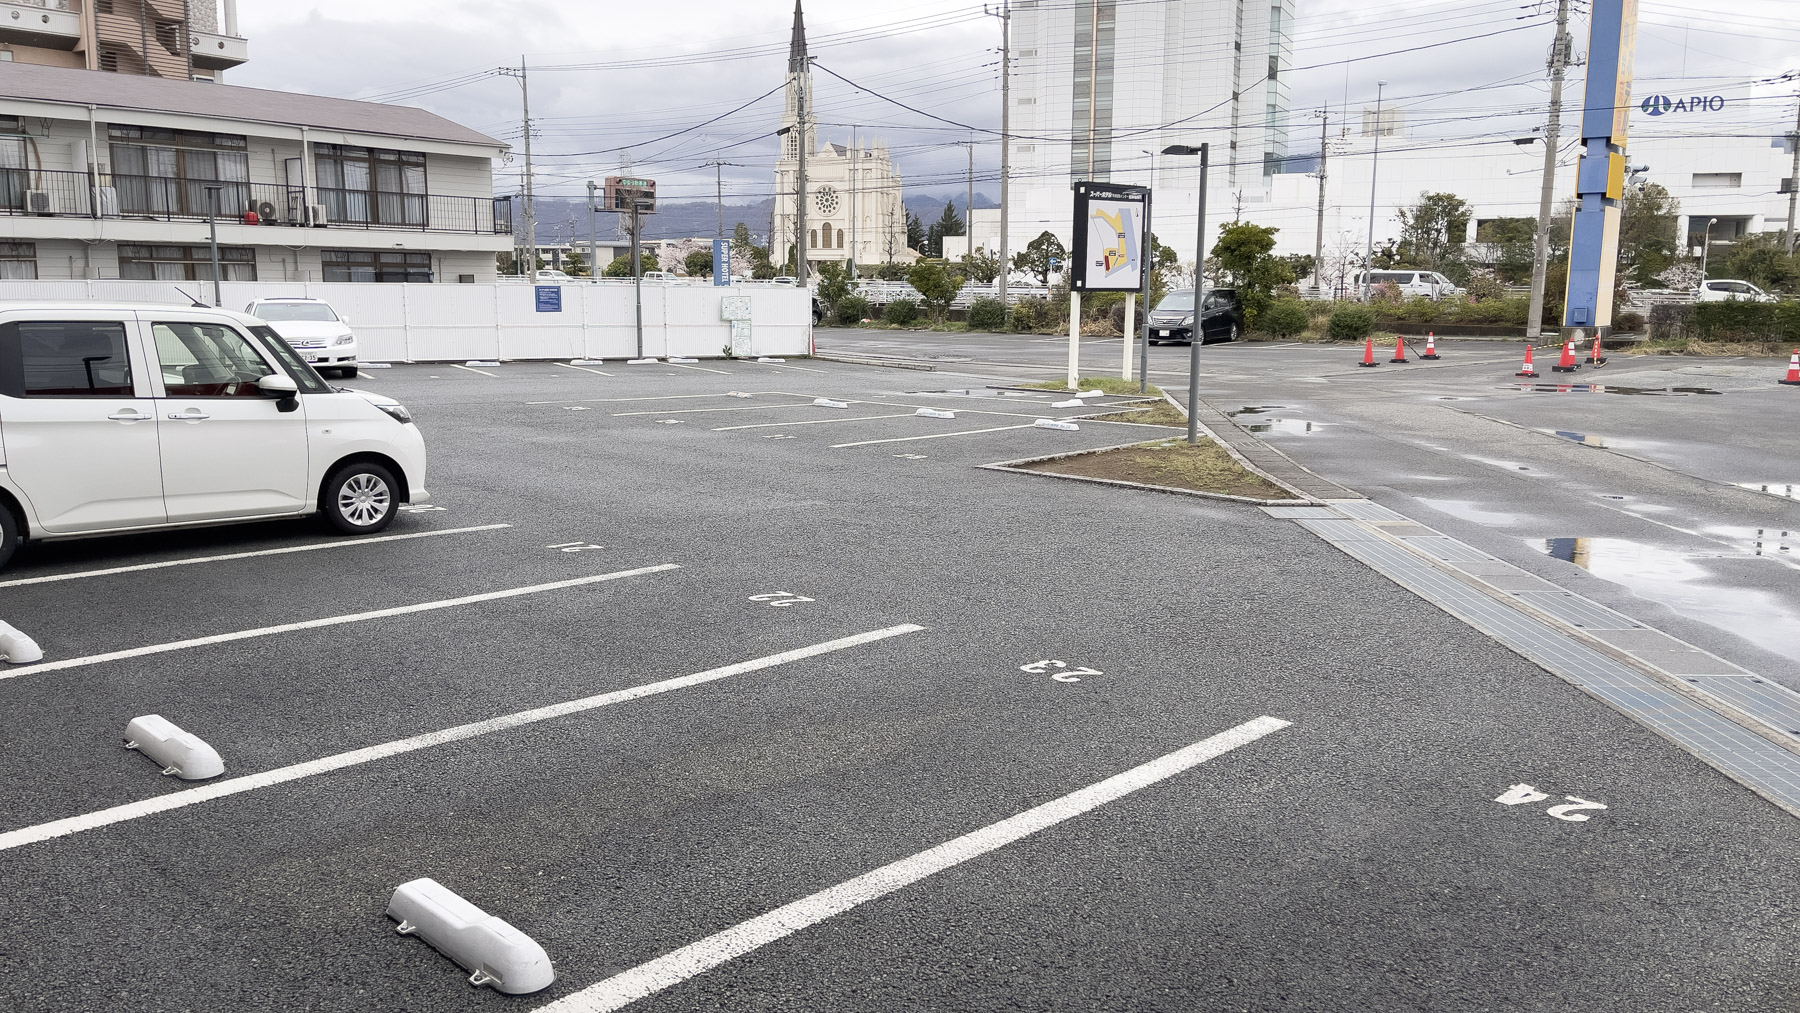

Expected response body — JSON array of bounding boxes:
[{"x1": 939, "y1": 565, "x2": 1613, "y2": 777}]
[{"x1": 1146, "y1": 288, "x2": 1242, "y2": 344}]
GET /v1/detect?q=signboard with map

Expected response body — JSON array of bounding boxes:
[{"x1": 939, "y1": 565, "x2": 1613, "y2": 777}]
[{"x1": 1070, "y1": 182, "x2": 1150, "y2": 292}]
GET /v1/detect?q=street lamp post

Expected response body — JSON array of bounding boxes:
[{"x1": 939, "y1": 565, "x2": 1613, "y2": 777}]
[
  {"x1": 203, "y1": 183, "x2": 225, "y2": 306},
  {"x1": 1700, "y1": 217, "x2": 1719, "y2": 277},
  {"x1": 1160, "y1": 143, "x2": 1208, "y2": 443},
  {"x1": 1363, "y1": 80, "x2": 1386, "y2": 302}
]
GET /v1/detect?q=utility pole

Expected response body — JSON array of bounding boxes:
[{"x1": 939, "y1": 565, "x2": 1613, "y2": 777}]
[
  {"x1": 996, "y1": 0, "x2": 1012, "y2": 307},
  {"x1": 1786, "y1": 97, "x2": 1800, "y2": 255},
  {"x1": 499, "y1": 60, "x2": 537, "y2": 277},
  {"x1": 796, "y1": 61, "x2": 809, "y2": 285},
  {"x1": 966, "y1": 139, "x2": 975, "y2": 258},
  {"x1": 1526, "y1": 0, "x2": 1572, "y2": 340},
  {"x1": 586, "y1": 180, "x2": 599, "y2": 280},
  {"x1": 1362, "y1": 81, "x2": 1385, "y2": 301},
  {"x1": 850, "y1": 125, "x2": 858, "y2": 279},
  {"x1": 1312, "y1": 109, "x2": 1328, "y2": 297},
  {"x1": 714, "y1": 162, "x2": 723, "y2": 239}
]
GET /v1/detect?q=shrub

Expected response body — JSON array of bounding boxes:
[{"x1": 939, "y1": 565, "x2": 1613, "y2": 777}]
[
  {"x1": 1327, "y1": 304, "x2": 1377, "y2": 341},
  {"x1": 1614, "y1": 310, "x2": 1646, "y2": 333},
  {"x1": 1261, "y1": 299, "x2": 1309, "y2": 338},
  {"x1": 966, "y1": 297, "x2": 1006, "y2": 331},
  {"x1": 1394, "y1": 297, "x2": 1439, "y2": 323},
  {"x1": 882, "y1": 298, "x2": 920, "y2": 326},
  {"x1": 1691, "y1": 300, "x2": 1800, "y2": 342},
  {"x1": 1370, "y1": 281, "x2": 1403, "y2": 305},
  {"x1": 1010, "y1": 297, "x2": 1046, "y2": 332},
  {"x1": 1648, "y1": 303, "x2": 1693, "y2": 341},
  {"x1": 835, "y1": 295, "x2": 870, "y2": 326},
  {"x1": 1464, "y1": 271, "x2": 1506, "y2": 302}
]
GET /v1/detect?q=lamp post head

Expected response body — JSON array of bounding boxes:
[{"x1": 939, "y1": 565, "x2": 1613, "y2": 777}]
[{"x1": 1161, "y1": 144, "x2": 1207, "y2": 156}]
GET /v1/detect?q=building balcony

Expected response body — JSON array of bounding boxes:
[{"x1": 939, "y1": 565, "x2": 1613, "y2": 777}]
[
  {"x1": 188, "y1": 29, "x2": 248, "y2": 71},
  {"x1": 0, "y1": 168, "x2": 513, "y2": 236},
  {"x1": 0, "y1": 0, "x2": 82, "y2": 50}
]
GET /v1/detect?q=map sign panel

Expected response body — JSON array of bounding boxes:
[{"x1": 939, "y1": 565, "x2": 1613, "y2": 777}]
[{"x1": 1070, "y1": 182, "x2": 1151, "y2": 293}]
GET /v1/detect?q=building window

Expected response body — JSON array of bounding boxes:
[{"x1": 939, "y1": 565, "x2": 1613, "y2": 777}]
[
  {"x1": 316, "y1": 144, "x2": 428, "y2": 227},
  {"x1": 1691, "y1": 172, "x2": 1741, "y2": 189},
  {"x1": 109, "y1": 126, "x2": 250, "y2": 217},
  {"x1": 118, "y1": 244, "x2": 256, "y2": 281},
  {"x1": 322, "y1": 249, "x2": 432, "y2": 283},
  {"x1": 95, "y1": 0, "x2": 114, "y2": 11},
  {"x1": 0, "y1": 241, "x2": 37, "y2": 279}
]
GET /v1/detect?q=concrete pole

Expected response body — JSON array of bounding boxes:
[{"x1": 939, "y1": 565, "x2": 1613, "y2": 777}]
[
  {"x1": 520, "y1": 57, "x2": 537, "y2": 278},
  {"x1": 849, "y1": 125, "x2": 858, "y2": 279},
  {"x1": 1786, "y1": 99, "x2": 1800, "y2": 256},
  {"x1": 1362, "y1": 82, "x2": 1385, "y2": 302},
  {"x1": 997, "y1": 0, "x2": 1011, "y2": 308},
  {"x1": 1526, "y1": 0, "x2": 1572, "y2": 340},
  {"x1": 1313, "y1": 110, "x2": 1328, "y2": 296},
  {"x1": 586, "y1": 180, "x2": 598, "y2": 281},
  {"x1": 796, "y1": 65, "x2": 809, "y2": 285}
]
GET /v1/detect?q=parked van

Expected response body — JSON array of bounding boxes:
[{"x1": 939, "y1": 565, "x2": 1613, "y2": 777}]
[
  {"x1": 0, "y1": 303, "x2": 427, "y2": 570},
  {"x1": 1358, "y1": 270, "x2": 1464, "y2": 300},
  {"x1": 1694, "y1": 279, "x2": 1776, "y2": 303}
]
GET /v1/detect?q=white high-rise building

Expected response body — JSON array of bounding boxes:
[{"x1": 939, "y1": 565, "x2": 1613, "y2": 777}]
[{"x1": 1006, "y1": 0, "x2": 1295, "y2": 265}]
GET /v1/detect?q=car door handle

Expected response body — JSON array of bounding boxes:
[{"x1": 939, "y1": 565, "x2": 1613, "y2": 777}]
[
  {"x1": 167, "y1": 411, "x2": 212, "y2": 421},
  {"x1": 107, "y1": 410, "x2": 154, "y2": 422}
]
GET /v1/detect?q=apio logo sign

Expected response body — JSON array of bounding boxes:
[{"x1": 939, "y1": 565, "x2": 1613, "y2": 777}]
[{"x1": 1640, "y1": 94, "x2": 1725, "y2": 116}]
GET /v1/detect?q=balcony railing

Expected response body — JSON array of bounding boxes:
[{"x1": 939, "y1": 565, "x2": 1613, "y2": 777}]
[{"x1": 0, "y1": 168, "x2": 513, "y2": 235}]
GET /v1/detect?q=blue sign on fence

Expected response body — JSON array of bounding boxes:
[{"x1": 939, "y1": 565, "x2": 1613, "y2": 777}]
[
  {"x1": 713, "y1": 239, "x2": 731, "y2": 286},
  {"x1": 535, "y1": 285, "x2": 562, "y2": 312}
]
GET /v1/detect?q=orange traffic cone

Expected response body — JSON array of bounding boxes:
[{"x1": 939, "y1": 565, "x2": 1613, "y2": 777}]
[
  {"x1": 1515, "y1": 344, "x2": 1539, "y2": 378},
  {"x1": 1420, "y1": 332, "x2": 1441, "y2": 360},
  {"x1": 1358, "y1": 336, "x2": 1380, "y2": 367},
  {"x1": 1585, "y1": 334, "x2": 1607, "y2": 367},
  {"x1": 1550, "y1": 336, "x2": 1581, "y2": 373},
  {"x1": 1389, "y1": 334, "x2": 1409, "y2": 363},
  {"x1": 1781, "y1": 349, "x2": 1800, "y2": 387}
]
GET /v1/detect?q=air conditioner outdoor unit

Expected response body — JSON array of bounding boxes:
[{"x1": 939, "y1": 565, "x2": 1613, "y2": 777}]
[
  {"x1": 252, "y1": 199, "x2": 279, "y2": 222},
  {"x1": 307, "y1": 203, "x2": 328, "y2": 226},
  {"x1": 24, "y1": 189, "x2": 58, "y2": 215},
  {"x1": 96, "y1": 186, "x2": 119, "y2": 217}
]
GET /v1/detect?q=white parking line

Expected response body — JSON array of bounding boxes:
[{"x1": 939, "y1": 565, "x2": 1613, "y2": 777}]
[
  {"x1": 714, "y1": 413, "x2": 914, "y2": 431},
  {"x1": 564, "y1": 363, "x2": 616, "y2": 377},
  {"x1": 830, "y1": 424, "x2": 1034, "y2": 448},
  {"x1": 665, "y1": 362, "x2": 731, "y2": 375},
  {"x1": 0, "y1": 524, "x2": 514, "y2": 588},
  {"x1": 609, "y1": 404, "x2": 817, "y2": 417},
  {"x1": 534, "y1": 716, "x2": 1290, "y2": 1013},
  {"x1": 0, "y1": 624, "x2": 925, "y2": 853},
  {"x1": 525, "y1": 394, "x2": 766, "y2": 406},
  {"x1": 0, "y1": 565, "x2": 678, "y2": 682},
  {"x1": 743, "y1": 360, "x2": 828, "y2": 373},
  {"x1": 452, "y1": 363, "x2": 500, "y2": 378}
]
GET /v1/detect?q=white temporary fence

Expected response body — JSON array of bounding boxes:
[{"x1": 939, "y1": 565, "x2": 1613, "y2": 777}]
[{"x1": 0, "y1": 280, "x2": 814, "y2": 362}]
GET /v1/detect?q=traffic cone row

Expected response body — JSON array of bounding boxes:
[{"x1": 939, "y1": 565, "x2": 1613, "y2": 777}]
[
  {"x1": 1357, "y1": 335, "x2": 1429, "y2": 366},
  {"x1": 1781, "y1": 349, "x2": 1800, "y2": 387},
  {"x1": 1516, "y1": 344, "x2": 1539, "y2": 378},
  {"x1": 1420, "y1": 332, "x2": 1441, "y2": 360}
]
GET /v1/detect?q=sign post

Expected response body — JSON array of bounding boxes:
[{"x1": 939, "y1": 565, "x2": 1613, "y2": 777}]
[
  {"x1": 712, "y1": 239, "x2": 731, "y2": 287},
  {"x1": 605, "y1": 177, "x2": 657, "y2": 360},
  {"x1": 1069, "y1": 182, "x2": 1151, "y2": 390}
]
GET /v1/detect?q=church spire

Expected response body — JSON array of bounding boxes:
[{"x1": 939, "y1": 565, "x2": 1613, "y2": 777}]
[{"x1": 789, "y1": 0, "x2": 808, "y2": 74}]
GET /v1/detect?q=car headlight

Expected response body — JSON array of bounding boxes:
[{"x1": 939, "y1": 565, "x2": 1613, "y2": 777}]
[
  {"x1": 1181, "y1": 315, "x2": 1194, "y2": 325},
  {"x1": 333, "y1": 333, "x2": 356, "y2": 346},
  {"x1": 375, "y1": 404, "x2": 412, "y2": 424}
]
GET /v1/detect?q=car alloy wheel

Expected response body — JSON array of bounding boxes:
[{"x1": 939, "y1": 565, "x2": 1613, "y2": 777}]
[
  {"x1": 338, "y1": 473, "x2": 390, "y2": 527},
  {"x1": 323, "y1": 461, "x2": 399, "y2": 534}
]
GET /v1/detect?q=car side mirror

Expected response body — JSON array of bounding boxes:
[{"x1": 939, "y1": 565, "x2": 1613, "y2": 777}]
[{"x1": 257, "y1": 373, "x2": 300, "y2": 412}]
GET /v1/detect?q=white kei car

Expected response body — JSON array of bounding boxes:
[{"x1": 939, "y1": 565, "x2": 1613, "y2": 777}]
[
  {"x1": 0, "y1": 303, "x2": 427, "y2": 570},
  {"x1": 244, "y1": 297, "x2": 360, "y2": 377}
]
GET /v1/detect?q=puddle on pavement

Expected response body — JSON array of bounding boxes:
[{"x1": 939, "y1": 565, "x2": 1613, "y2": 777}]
[
  {"x1": 1229, "y1": 405, "x2": 1290, "y2": 416},
  {"x1": 1738, "y1": 482, "x2": 1800, "y2": 501},
  {"x1": 1415, "y1": 498, "x2": 1529, "y2": 527},
  {"x1": 1464, "y1": 454, "x2": 1544, "y2": 475},
  {"x1": 1540, "y1": 536, "x2": 1800, "y2": 663},
  {"x1": 1546, "y1": 429, "x2": 1609, "y2": 447},
  {"x1": 1243, "y1": 418, "x2": 1334, "y2": 435},
  {"x1": 1701, "y1": 525, "x2": 1796, "y2": 556},
  {"x1": 1508, "y1": 383, "x2": 1722, "y2": 396}
]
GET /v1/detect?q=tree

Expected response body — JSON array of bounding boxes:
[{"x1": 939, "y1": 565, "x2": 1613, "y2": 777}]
[
  {"x1": 905, "y1": 208, "x2": 925, "y2": 252},
  {"x1": 1618, "y1": 182, "x2": 1680, "y2": 285},
  {"x1": 684, "y1": 248, "x2": 714, "y2": 279},
  {"x1": 926, "y1": 200, "x2": 965, "y2": 258},
  {"x1": 814, "y1": 261, "x2": 851, "y2": 314},
  {"x1": 906, "y1": 260, "x2": 961, "y2": 323},
  {"x1": 1719, "y1": 234, "x2": 1799, "y2": 293},
  {"x1": 604, "y1": 252, "x2": 658, "y2": 277},
  {"x1": 1475, "y1": 217, "x2": 1537, "y2": 286},
  {"x1": 732, "y1": 221, "x2": 757, "y2": 276},
  {"x1": 564, "y1": 250, "x2": 588, "y2": 278},
  {"x1": 1209, "y1": 220, "x2": 1295, "y2": 328},
  {"x1": 1013, "y1": 231, "x2": 1066, "y2": 286},
  {"x1": 960, "y1": 248, "x2": 1002, "y2": 284},
  {"x1": 1395, "y1": 191, "x2": 1472, "y2": 278}
]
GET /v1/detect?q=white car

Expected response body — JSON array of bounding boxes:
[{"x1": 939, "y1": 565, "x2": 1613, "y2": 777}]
[
  {"x1": 0, "y1": 302, "x2": 427, "y2": 570},
  {"x1": 245, "y1": 297, "x2": 359, "y2": 378},
  {"x1": 1694, "y1": 279, "x2": 1777, "y2": 303}
]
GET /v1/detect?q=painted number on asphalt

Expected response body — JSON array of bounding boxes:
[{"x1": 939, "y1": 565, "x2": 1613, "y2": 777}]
[
  {"x1": 1495, "y1": 783, "x2": 1607, "y2": 822},
  {"x1": 749, "y1": 592, "x2": 814, "y2": 607},
  {"x1": 762, "y1": 434, "x2": 796, "y2": 440},
  {"x1": 1019, "y1": 659, "x2": 1103, "y2": 682},
  {"x1": 894, "y1": 454, "x2": 929, "y2": 460},
  {"x1": 547, "y1": 541, "x2": 603, "y2": 553},
  {"x1": 399, "y1": 504, "x2": 446, "y2": 513}
]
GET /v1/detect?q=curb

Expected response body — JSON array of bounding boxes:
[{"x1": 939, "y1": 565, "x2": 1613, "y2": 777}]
[{"x1": 980, "y1": 441, "x2": 1313, "y2": 507}]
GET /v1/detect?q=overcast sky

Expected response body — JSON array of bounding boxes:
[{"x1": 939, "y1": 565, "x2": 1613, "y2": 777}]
[{"x1": 234, "y1": 0, "x2": 1798, "y2": 206}]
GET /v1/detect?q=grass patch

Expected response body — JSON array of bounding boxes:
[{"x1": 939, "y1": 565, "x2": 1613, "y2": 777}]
[
  {"x1": 1091, "y1": 401, "x2": 1188, "y2": 426},
  {"x1": 1629, "y1": 336, "x2": 1792, "y2": 358},
  {"x1": 1024, "y1": 375, "x2": 1165, "y2": 396},
  {"x1": 1021, "y1": 438, "x2": 1289, "y2": 500}
]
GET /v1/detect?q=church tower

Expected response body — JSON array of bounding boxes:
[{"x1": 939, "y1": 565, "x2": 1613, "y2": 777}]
[{"x1": 778, "y1": 0, "x2": 814, "y2": 162}]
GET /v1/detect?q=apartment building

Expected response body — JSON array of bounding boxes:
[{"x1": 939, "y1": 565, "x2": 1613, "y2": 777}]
[
  {"x1": 1007, "y1": 0, "x2": 1296, "y2": 263},
  {"x1": 0, "y1": 0, "x2": 244, "y2": 82},
  {"x1": 0, "y1": 61, "x2": 513, "y2": 283}
]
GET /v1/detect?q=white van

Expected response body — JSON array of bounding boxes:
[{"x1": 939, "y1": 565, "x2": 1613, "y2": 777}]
[
  {"x1": 0, "y1": 303, "x2": 427, "y2": 570},
  {"x1": 1360, "y1": 270, "x2": 1464, "y2": 301}
]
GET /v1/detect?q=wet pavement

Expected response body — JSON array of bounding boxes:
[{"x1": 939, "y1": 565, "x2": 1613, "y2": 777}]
[{"x1": 817, "y1": 329, "x2": 1800, "y2": 689}]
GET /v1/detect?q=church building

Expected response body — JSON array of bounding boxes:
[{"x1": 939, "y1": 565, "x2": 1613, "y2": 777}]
[{"x1": 770, "y1": 1, "x2": 913, "y2": 271}]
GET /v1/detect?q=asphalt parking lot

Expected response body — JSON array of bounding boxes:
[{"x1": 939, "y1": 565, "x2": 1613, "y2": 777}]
[{"x1": 2, "y1": 355, "x2": 1797, "y2": 1012}]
